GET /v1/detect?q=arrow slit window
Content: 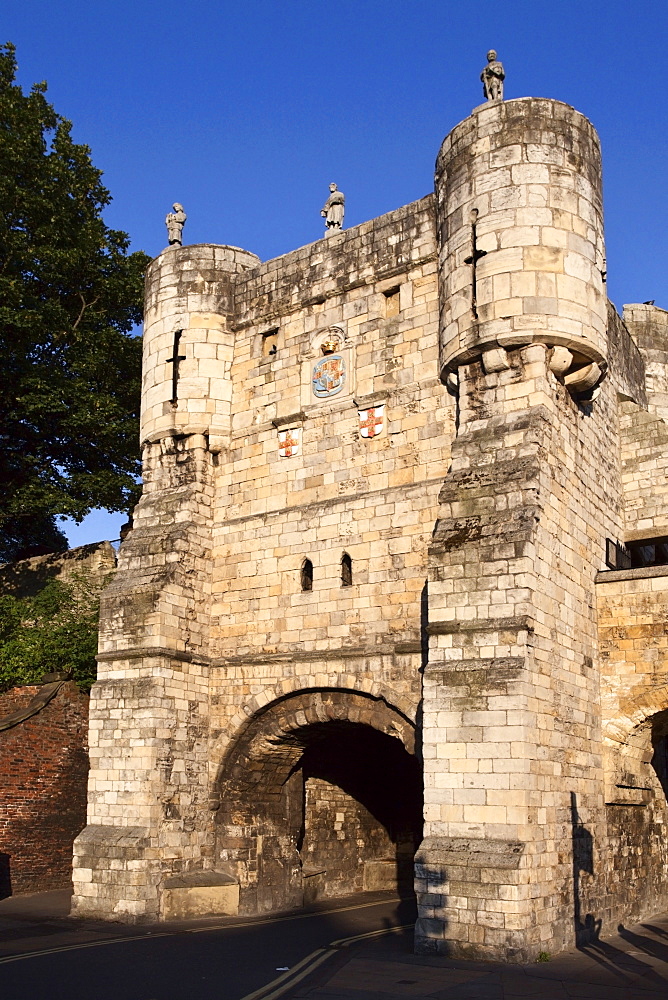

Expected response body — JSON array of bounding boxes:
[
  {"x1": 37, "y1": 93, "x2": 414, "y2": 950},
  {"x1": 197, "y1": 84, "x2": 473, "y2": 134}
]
[{"x1": 301, "y1": 558, "x2": 313, "y2": 592}]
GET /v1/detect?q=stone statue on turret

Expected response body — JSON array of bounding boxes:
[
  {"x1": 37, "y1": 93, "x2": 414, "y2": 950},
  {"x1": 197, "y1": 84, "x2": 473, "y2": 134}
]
[
  {"x1": 321, "y1": 183, "x2": 345, "y2": 234},
  {"x1": 166, "y1": 203, "x2": 187, "y2": 246},
  {"x1": 481, "y1": 50, "x2": 505, "y2": 101}
]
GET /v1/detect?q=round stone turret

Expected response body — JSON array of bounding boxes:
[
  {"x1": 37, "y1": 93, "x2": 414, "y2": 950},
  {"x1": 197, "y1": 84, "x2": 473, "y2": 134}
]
[
  {"x1": 141, "y1": 243, "x2": 260, "y2": 446},
  {"x1": 435, "y1": 98, "x2": 607, "y2": 391}
]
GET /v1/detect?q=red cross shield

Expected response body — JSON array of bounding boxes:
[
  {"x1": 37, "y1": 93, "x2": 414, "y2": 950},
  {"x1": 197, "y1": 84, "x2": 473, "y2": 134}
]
[
  {"x1": 358, "y1": 404, "x2": 385, "y2": 439},
  {"x1": 278, "y1": 427, "x2": 301, "y2": 458}
]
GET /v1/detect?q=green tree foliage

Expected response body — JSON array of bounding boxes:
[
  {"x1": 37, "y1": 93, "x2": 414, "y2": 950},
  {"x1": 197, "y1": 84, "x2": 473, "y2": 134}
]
[
  {"x1": 0, "y1": 571, "x2": 107, "y2": 692},
  {"x1": 0, "y1": 43, "x2": 150, "y2": 561}
]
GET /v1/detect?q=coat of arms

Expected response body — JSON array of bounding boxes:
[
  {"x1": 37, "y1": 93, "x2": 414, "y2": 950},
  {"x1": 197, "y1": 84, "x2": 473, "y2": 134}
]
[
  {"x1": 358, "y1": 404, "x2": 385, "y2": 438},
  {"x1": 278, "y1": 427, "x2": 301, "y2": 458},
  {"x1": 312, "y1": 354, "x2": 345, "y2": 398}
]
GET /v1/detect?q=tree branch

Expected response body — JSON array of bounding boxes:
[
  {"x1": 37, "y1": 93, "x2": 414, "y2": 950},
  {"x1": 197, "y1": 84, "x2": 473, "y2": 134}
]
[{"x1": 72, "y1": 292, "x2": 99, "y2": 331}]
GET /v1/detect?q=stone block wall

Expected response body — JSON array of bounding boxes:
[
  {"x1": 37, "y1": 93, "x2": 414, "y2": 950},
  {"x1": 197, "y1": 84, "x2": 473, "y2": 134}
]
[
  {"x1": 72, "y1": 91, "x2": 668, "y2": 962},
  {"x1": 416, "y1": 97, "x2": 622, "y2": 961},
  {"x1": 620, "y1": 402, "x2": 668, "y2": 541},
  {"x1": 597, "y1": 568, "x2": 668, "y2": 770},
  {"x1": 623, "y1": 303, "x2": 668, "y2": 421},
  {"x1": 0, "y1": 541, "x2": 117, "y2": 598},
  {"x1": 208, "y1": 196, "x2": 450, "y2": 738},
  {"x1": 595, "y1": 567, "x2": 668, "y2": 926},
  {"x1": 74, "y1": 197, "x2": 447, "y2": 922},
  {"x1": 301, "y1": 777, "x2": 394, "y2": 900},
  {"x1": 0, "y1": 681, "x2": 89, "y2": 895}
]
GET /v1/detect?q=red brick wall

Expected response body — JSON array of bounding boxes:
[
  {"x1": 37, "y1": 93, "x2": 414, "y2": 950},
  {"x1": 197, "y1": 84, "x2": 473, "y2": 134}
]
[{"x1": 0, "y1": 681, "x2": 89, "y2": 895}]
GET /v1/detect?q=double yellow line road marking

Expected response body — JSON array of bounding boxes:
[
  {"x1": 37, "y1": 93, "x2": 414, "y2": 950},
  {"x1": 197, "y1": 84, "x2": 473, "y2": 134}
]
[{"x1": 239, "y1": 923, "x2": 414, "y2": 1000}]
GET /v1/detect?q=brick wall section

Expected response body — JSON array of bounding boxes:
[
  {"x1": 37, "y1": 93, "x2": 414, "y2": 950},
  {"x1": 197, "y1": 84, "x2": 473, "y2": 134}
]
[{"x1": 0, "y1": 682, "x2": 89, "y2": 895}]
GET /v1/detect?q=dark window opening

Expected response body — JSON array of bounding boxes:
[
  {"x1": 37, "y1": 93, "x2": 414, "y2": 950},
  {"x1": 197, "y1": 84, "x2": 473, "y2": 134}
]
[
  {"x1": 301, "y1": 559, "x2": 313, "y2": 592},
  {"x1": 383, "y1": 286, "x2": 400, "y2": 318},
  {"x1": 628, "y1": 537, "x2": 668, "y2": 569},
  {"x1": 261, "y1": 329, "x2": 278, "y2": 358},
  {"x1": 605, "y1": 536, "x2": 668, "y2": 571},
  {"x1": 341, "y1": 553, "x2": 353, "y2": 587}
]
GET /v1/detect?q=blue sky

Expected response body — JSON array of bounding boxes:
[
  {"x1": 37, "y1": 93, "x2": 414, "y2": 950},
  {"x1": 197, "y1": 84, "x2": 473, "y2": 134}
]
[{"x1": 4, "y1": 0, "x2": 668, "y2": 546}]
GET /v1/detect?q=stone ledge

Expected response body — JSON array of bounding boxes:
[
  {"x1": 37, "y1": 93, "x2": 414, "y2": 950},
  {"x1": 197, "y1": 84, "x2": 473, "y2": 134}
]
[
  {"x1": 416, "y1": 836, "x2": 525, "y2": 874},
  {"x1": 595, "y1": 564, "x2": 668, "y2": 583},
  {"x1": 163, "y1": 871, "x2": 237, "y2": 889},
  {"x1": 424, "y1": 656, "x2": 524, "y2": 674},
  {"x1": 428, "y1": 615, "x2": 532, "y2": 635},
  {"x1": 96, "y1": 646, "x2": 212, "y2": 665},
  {"x1": 213, "y1": 643, "x2": 420, "y2": 665}
]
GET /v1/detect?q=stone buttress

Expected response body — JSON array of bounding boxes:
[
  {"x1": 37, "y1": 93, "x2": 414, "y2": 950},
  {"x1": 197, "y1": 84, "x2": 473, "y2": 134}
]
[
  {"x1": 416, "y1": 99, "x2": 618, "y2": 960},
  {"x1": 72, "y1": 245, "x2": 259, "y2": 919}
]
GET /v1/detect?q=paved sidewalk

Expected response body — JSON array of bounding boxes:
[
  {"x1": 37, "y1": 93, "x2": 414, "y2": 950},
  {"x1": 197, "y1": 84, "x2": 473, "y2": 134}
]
[
  {"x1": 0, "y1": 889, "x2": 160, "y2": 957},
  {"x1": 284, "y1": 917, "x2": 668, "y2": 1000}
]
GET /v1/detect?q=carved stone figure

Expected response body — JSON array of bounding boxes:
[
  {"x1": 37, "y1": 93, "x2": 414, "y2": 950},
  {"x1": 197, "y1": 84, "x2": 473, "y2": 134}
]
[
  {"x1": 165, "y1": 203, "x2": 187, "y2": 246},
  {"x1": 321, "y1": 183, "x2": 345, "y2": 233},
  {"x1": 481, "y1": 50, "x2": 505, "y2": 101}
]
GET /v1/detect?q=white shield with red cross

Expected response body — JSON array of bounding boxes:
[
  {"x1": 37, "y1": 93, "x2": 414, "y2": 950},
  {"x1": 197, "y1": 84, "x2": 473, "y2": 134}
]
[
  {"x1": 358, "y1": 404, "x2": 385, "y2": 439},
  {"x1": 278, "y1": 427, "x2": 301, "y2": 458}
]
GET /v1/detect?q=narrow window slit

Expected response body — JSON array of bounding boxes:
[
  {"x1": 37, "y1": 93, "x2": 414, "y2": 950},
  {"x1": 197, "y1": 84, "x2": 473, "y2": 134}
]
[
  {"x1": 301, "y1": 558, "x2": 313, "y2": 592},
  {"x1": 166, "y1": 329, "x2": 186, "y2": 404},
  {"x1": 464, "y1": 209, "x2": 487, "y2": 320},
  {"x1": 341, "y1": 552, "x2": 353, "y2": 587}
]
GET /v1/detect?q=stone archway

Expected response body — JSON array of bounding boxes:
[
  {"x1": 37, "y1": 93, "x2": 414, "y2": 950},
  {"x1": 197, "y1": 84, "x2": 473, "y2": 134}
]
[
  {"x1": 213, "y1": 689, "x2": 422, "y2": 915},
  {"x1": 602, "y1": 707, "x2": 668, "y2": 922}
]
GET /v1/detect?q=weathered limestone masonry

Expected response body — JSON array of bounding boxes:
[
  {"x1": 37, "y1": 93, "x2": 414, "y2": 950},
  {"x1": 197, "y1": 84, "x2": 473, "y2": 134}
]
[
  {"x1": 73, "y1": 202, "x2": 442, "y2": 920},
  {"x1": 416, "y1": 98, "x2": 619, "y2": 960},
  {"x1": 73, "y1": 95, "x2": 668, "y2": 962}
]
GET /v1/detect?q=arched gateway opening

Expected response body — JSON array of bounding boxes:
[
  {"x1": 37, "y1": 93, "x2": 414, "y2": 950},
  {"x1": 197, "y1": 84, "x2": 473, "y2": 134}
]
[{"x1": 214, "y1": 690, "x2": 422, "y2": 915}]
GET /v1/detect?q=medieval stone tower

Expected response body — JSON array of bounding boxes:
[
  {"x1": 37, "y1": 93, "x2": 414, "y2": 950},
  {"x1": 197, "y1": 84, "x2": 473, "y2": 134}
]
[{"x1": 72, "y1": 93, "x2": 668, "y2": 962}]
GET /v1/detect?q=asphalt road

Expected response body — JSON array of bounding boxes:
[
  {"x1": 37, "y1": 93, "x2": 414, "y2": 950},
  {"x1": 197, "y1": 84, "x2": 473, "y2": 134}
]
[{"x1": 0, "y1": 894, "x2": 416, "y2": 1000}]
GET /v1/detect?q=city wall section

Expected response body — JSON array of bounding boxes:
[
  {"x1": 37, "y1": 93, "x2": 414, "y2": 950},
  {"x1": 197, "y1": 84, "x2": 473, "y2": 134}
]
[
  {"x1": 72, "y1": 98, "x2": 668, "y2": 962},
  {"x1": 73, "y1": 197, "x2": 448, "y2": 919}
]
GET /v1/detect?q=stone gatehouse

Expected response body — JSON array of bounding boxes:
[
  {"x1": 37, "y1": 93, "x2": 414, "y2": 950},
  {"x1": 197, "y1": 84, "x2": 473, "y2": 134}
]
[{"x1": 72, "y1": 94, "x2": 668, "y2": 962}]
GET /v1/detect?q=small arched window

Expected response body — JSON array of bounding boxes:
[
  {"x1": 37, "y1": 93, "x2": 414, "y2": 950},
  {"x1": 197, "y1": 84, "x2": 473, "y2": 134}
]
[
  {"x1": 341, "y1": 552, "x2": 353, "y2": 587},
  {"x1": 301, "y1": 558, "x2": 313, "y2": 592}
]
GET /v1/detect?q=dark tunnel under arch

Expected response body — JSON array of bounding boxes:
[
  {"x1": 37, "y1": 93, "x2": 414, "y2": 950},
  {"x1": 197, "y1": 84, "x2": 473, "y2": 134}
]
[{"x1": 214, "y1": 689, "x2": 423, "y2": 914}]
